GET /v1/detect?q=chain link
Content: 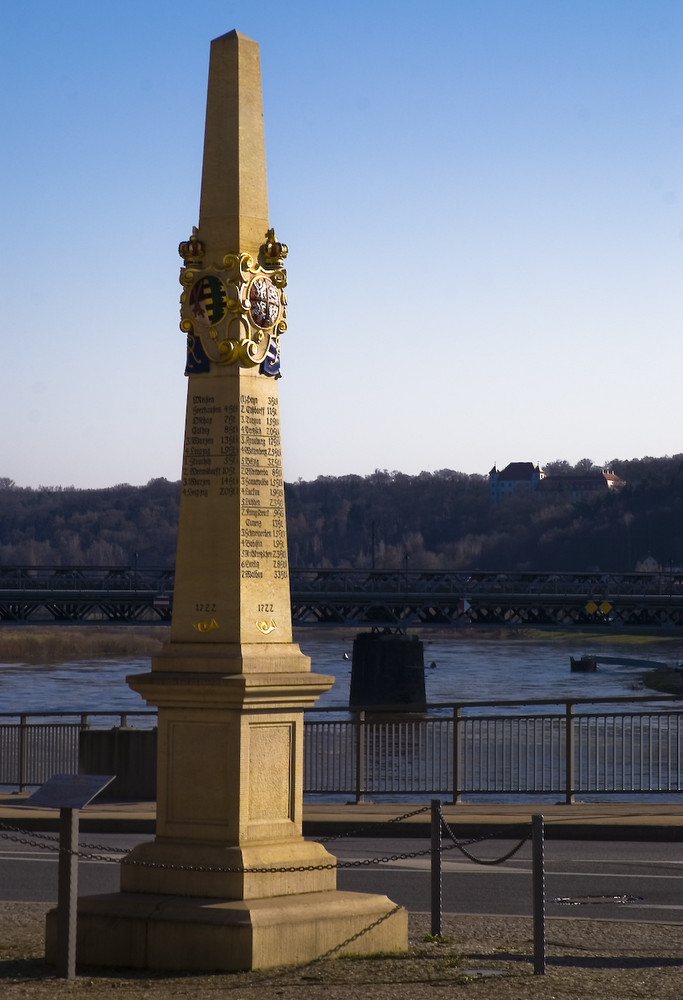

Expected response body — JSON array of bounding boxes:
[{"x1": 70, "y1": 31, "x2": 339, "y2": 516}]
[
  {"x1": 114, "y1": 844, "x2": 441, "y2": 873},
  {"x1": 1, "y1": 808, "x2": 531, "y2": 872},
  {"x1": 0, "y1": 822, "x2": 435, "y2": 871},
  {"x1": 0, "y1": 822, "x2": 126, "y2": 859},
  {"x1": 308, "y1": 903, "x2": 403, "y2": 963},
  {"x1": 233, "y1": 902, "x2": 406, "y2": 987},
  {"x1": 438, "y1": 806, "x2": 532, "y2": 865},
  {"x1": 0, "y1": 821, "x2": 59, "y2": 843},
  {"x1": 0, "y1": 824, "x2": 68, "y2": 854},
  {"x1": 317, "y1": 803, "x2": 431, "y2": 842}
]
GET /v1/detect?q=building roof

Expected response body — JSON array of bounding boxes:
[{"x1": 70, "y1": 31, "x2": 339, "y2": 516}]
[{"x1": 494, "y1": 462, "x2": 543, "y2": 481}]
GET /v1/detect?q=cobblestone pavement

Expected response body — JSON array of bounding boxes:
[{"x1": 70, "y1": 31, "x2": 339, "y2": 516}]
[{"x1": 2, "y1": 904, "x2": 683, "y2": 999}]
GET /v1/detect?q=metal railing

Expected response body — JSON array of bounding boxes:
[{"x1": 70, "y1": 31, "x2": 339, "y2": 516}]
[
  {"x1": 1, "y1": 697, "x2": 681, "y2": 801},
  {"x1": 0, "y1": 712, "x2": 155, "y2": 790},
  {"x1": 304, "y1": 697, "x2": 683, "y2": 802}
]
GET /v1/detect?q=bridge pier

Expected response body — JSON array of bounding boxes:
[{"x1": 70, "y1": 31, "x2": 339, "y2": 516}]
[{"x1": 349, "y1": 631, "x2": 426, "y2": 708}]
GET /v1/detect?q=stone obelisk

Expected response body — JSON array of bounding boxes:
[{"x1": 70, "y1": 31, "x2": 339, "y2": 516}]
[{"x1": 47, "y1": 30, "x2": 407, "y2": 972}]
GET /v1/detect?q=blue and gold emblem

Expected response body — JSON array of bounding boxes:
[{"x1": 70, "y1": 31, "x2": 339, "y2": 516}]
[{"x1": 178, "y1": 228, "x2": 287, "y2": 379}]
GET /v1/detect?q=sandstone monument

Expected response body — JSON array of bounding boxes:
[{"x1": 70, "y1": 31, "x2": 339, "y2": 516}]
[{"x1": 46, "y1": 30, "x2": 406, "y2": 971}]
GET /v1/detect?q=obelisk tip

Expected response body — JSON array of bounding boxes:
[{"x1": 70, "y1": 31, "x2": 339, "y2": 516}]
[
  {"x1": 211, "y1": 29, "x2": 258, "y2": 46},
  {"x1": 198, "y1": 28, "x2": 269, "y2": 257}
]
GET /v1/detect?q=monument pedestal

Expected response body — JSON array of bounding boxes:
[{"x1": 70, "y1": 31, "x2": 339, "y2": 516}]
[
  {"x1": 46, "y1": 648, "x2": 407, "y2": 971},
  {"x1": 121, "y1": 645, "x2": 339, "y2": 900},
  {"x1": 45, "y1": 29, "x2": 407, "y2": 972}
]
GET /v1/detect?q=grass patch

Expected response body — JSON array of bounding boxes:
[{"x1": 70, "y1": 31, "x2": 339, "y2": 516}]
[
  {"x1": 0, "y1": 625, "x2": 169, "y2": 663},
  {"x1": 642, "y1": 667, "x2": 683, "y2": 696},
  {"x1": 520, "y1": 630, "x2": 683, "y2": 645},
  {"x1": 435, "y1": 955, "x2": 464, "y2": 969}
]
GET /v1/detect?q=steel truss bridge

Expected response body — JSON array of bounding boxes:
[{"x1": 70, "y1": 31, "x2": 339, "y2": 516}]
[{"x1": 1, "y1": 566, "x2": 683, "y2": 630}]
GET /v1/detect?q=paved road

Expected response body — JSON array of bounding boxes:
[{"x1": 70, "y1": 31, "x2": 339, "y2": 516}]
[
  {"x1": 333, "y1": 836, "x2": 683, "y2": 923},
  {"x1": 2, "y1": 832, "x2": 682, "y2": 924}
]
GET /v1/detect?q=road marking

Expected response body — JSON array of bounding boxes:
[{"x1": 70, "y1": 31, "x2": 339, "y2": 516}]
[
  {"x1": 339, "y1": 858, "x2": 683, "y2": 879},
  {"x1": 618, "y1": 903, "x2": 683, "y2": 911},
  {"x1": 340, "y1": 859, "x2": 523, "y2": 873},
  {"x1": 532, "y1": 868, "x2": 683, "y2": 881}
]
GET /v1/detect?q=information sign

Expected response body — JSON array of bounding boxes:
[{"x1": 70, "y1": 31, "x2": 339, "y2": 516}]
[{"x1": 24, "y1": 774, "x2": 115, "y2": 810}]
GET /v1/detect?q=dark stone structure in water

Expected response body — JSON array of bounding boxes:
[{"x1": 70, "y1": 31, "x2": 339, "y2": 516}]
[{"x1": 349, "y1": 632, "x2": 426, "y2": 708}]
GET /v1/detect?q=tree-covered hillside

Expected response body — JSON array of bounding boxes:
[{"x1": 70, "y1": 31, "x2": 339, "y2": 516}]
[
  {"x1": 0, "y1": 454, "x2": 681, "y2": 572},
  {"x1": 285, "y1": 456, "x2": 683, "y2": 572},
  {"x1": 0, "y1": 477, "x2": 179, "y2": 566}
]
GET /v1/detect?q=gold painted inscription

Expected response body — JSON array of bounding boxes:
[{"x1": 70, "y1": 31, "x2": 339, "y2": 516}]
[{"x1": 181, "y1": 390, "x2": 289, "y2": 587}]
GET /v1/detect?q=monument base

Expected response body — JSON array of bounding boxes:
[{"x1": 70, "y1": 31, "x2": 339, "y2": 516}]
[{"x1": 46, "y1": 890, "x2": 407, "y2": 972}]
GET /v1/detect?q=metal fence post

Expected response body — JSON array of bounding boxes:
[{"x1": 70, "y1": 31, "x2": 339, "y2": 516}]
[
  {"x1": 452, "y1": 705, "x2": 461, "y2": 803},
  {"x1": 565, "y1": 702, "x2": 575, "y2": 804},
  {"x1": 532, "y1": 814, "x2": 546, "y2": 975},
  {"x1": 354, "y1": 711, "x2": 365, "y2": 803},
  {"x1": 19, "y1": 714, "x2": 28, "y2": 791},
  {"x1": 56, "y1": 806, "x2": 80, "y2": 979},
  {"x1": 431, "y1": 798, "x2": 442, "y2": 937}
]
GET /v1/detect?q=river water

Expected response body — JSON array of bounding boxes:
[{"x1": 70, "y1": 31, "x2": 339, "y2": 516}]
[{"x1": 1, "y1": 635, "x2": 681, "y2": 716}]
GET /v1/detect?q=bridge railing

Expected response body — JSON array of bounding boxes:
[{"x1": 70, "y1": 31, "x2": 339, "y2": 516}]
[
  {"x1": 2, "y1": 566, "x2": 683, "y2": 627},
  {"x1": 290, "y1": 568, "x2": 683, "y2": 597},
  {"x1": 0, "y1": 566, "x2": 175, "y2": 591},
  {"x1": 1, "y1": 565, "x2": 683, "y2": 596},
  {"x1": 1, "y1": 696, "x2": 681, "y2": 802}
]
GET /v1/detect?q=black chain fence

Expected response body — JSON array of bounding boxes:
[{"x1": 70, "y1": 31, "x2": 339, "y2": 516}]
[{"x1": 0, "y1": 802, "x2": 547, "y2": 976}]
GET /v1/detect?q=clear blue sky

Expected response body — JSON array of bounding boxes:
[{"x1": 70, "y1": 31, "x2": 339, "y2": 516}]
[{"x1": 2, "y1": 1, "x2": 682, "y2": 488}]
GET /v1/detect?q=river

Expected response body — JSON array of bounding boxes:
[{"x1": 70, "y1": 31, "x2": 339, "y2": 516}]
[{"x1": 1, "y1": 634, "x2": 681, "y2": 716}]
